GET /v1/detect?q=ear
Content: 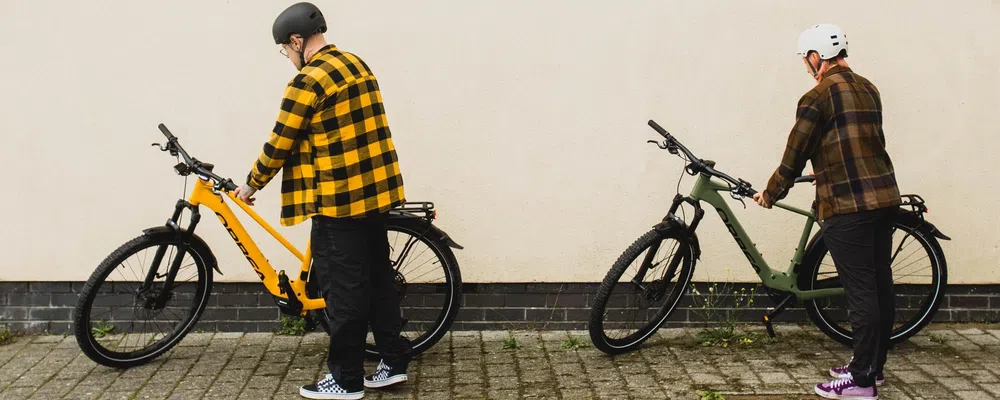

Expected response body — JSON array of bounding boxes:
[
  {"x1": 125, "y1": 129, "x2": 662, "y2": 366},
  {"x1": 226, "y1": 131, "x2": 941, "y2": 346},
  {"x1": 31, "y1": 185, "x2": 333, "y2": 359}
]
[{"x1": 289, "y1": 35, "x2": 303, "y2": 51}]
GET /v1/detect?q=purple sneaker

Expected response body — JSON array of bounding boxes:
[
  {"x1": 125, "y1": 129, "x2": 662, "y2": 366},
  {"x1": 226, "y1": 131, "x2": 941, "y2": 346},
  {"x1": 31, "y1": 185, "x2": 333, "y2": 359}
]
[
  {"x1": 830, "y1": 364, "x2": 884, "y2": 386},
  {"x1": 814, "y1": 378, "x2": 878, "y2": 399}
]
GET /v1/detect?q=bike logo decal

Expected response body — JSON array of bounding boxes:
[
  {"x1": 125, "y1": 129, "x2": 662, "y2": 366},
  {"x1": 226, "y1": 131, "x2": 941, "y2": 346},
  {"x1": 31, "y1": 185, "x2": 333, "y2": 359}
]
[
  {"x1": 215, "y1": 212, "x2": 266, "y2": 281},
  {"x1": 715, "y1": 208, "x2": 761, "y2": 274}
]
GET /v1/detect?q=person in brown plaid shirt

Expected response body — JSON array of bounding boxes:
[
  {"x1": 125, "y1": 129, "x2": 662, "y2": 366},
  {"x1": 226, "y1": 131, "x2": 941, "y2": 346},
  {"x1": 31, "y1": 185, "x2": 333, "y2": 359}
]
[
  {"x1": 753, "y1": 24, "x2": 902, "y2": 399},
  {"x1": 234, "y1": 3, "x2": 411, "y2": 399}
]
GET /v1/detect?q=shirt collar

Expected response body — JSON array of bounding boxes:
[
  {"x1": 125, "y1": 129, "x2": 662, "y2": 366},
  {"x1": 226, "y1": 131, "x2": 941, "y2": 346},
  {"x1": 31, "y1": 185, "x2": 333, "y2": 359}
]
[
  {"x1": 824, "y1": 64, "x2": 850, "y2": 77},
  {"x1": 307, "y1": 44, "x2": 338, "y2": 63}
]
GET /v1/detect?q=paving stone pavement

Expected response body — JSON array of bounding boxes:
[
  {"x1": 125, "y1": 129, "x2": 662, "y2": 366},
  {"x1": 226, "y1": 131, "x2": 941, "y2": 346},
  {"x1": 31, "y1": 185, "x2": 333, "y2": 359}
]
[{"x1": 1, "y1": 324, "x2": 999, "y2": 399}]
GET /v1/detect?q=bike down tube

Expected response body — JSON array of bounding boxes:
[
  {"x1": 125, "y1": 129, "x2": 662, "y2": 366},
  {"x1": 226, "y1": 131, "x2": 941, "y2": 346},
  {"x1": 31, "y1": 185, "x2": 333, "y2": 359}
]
[
  {"x1": 689, "y1": 174, "x2": 844, "y2": 300},
  {"x1": 224, "y1": 191, "x2": 324, "y2": 311},
  {"x1": 186, "y1": 179, "x2": 325, "y2": 311},
  {"x1": 689, "y1": 174, "x2": 795, "y2": 289}
]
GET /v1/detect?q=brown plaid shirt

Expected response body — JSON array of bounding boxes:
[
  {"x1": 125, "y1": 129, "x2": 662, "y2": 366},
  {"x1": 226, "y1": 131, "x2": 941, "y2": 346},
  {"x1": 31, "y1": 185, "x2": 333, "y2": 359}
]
[
  {"x1": 247, "y1": 45, "x2": 405, "y2": 226},
  {"x1": 763, "y1": 65, "x2": 901, "y2": 221}
]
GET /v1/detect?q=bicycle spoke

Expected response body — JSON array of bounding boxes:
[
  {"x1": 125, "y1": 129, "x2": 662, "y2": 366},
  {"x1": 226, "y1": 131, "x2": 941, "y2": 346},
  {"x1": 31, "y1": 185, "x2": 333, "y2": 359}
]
[
  {"x1": 892, "y1": 255, "x2": 931, "y2": 277},
  {"x1": 393, "y1": 236, "x2": 420, "y2": 271},
  {"x1": 399, "y1": 251, "x2": 438, "y2": 277},
  {"x1": 407, "y1": 267, "x2": 444, "y2": 283},
  {"x1": 894, "y1": 271, "x2": 933, "y2": 280},
  {"x1": 890, "y1": 238, "x2": 920, "y2": 265}
]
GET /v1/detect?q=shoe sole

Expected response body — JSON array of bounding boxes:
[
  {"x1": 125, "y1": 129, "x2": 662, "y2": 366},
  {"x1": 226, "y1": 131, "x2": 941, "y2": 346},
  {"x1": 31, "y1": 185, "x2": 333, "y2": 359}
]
[
  {"x1": 364, "y1": 375, "x2": 408, "y2": 389},
  {"x1": 813, "y1": 386, "x2": 877, "y2": 400},
  {"x1": 298, "y1": 388, "x2": 364, "y2": 399},
  {"x1": 829, "y1": 371, "x2": 884, "y2": 386}
]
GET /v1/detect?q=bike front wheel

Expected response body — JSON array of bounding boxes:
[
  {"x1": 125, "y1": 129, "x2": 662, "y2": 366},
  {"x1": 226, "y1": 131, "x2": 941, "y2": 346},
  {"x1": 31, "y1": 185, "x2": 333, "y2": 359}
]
[
  {"x1": 800, "y1": 218, "x2": 947, "y2": 346},
  {"x1": 73, "y1": 231, "x2": 213, "y2": 368},
  {"x1": 589, "y1": 228, "x2": 695, "y2": 355}
]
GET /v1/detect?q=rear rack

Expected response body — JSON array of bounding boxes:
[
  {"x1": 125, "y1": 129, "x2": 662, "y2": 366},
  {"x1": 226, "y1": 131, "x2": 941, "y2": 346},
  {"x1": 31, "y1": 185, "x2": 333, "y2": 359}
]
[
  {"x1": 899, "y1": 194, "x2": 927, "y2": 215},
  {"x1": 391, "y1": 201, "x2": 436, "y2": 219}
]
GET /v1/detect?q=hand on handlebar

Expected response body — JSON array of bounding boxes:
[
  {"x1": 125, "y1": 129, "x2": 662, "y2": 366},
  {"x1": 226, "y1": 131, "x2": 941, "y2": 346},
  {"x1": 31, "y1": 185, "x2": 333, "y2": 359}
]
[
  {"x1": 752, "y1": 192, "x2": 772, "y2": 209},
  {"x1": 803, "y1": 173, "x2": 817, "y2": 186},
  {"x1": 234, "y1": 184, "x2": 257, "y2": 206}
]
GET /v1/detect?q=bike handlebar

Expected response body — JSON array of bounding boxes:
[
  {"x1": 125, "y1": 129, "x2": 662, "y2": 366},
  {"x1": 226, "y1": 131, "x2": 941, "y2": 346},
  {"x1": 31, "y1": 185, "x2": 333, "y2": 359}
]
[
  {"x1": 158, "y1": 123, "x2": 177, "y2": 142},
  {"x1": 647, "y1": 119, "x2": 757, "y2": 197},
  {"x1": 156, "y1": 123, "x2": 238, "y2": 192}
]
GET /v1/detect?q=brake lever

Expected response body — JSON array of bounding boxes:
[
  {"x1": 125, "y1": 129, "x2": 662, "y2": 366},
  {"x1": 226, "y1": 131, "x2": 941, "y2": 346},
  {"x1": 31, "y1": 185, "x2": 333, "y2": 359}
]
[
  {"x1": 728, "y1": 182, "x2": 750, "y2": 209},
  {"x1": 151, "y1": 142, "x2": 168, "y2": 151},
  {"x1": 729, "y1": 189, "x2": 747, "y2": 209},
  {"x1": 647, "y1": 140, "x2": 668, "y2": 150}
]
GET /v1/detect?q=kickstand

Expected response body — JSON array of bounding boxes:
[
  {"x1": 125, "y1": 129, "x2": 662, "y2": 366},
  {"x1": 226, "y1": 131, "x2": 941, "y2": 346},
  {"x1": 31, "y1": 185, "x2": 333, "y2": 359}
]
[{"x1": 763, "y1": 294, "x2": 795, "y2": 338}]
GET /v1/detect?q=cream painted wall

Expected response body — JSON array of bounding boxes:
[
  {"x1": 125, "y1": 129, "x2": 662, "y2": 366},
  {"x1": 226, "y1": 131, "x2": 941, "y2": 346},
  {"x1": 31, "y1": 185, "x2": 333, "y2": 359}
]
[{"x1": 0, "y1": 1, "x2": 997, "y2": 283}]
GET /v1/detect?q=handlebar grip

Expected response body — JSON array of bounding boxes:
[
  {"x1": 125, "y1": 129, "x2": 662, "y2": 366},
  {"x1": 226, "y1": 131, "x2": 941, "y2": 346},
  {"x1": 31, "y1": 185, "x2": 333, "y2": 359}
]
[
  {"x1": 158, "y1": 123, "x2": 177, "y2": 141},
  {"x1": 794, "y1": 176, "x2": 816, "y2": 184},
  {"x1": 647, "y1": 120, "x2": 669, "y2": 138}
]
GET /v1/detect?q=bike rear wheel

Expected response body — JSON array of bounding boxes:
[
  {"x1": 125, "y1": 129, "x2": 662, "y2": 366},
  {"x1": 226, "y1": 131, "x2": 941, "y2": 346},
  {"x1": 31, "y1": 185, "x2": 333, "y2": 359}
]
[
  {"x1": 310, "y1": 218, "x2": 462, "y2": 358},
  {"x1": 589, "y1": 228, "x2": 695, "y2": 355},
  {"x1": 74, "y1": 231, "x2": 212, "y2": 368},
  {"x1": 800, "y1": 219, "x2": 947, "y2": 346}
]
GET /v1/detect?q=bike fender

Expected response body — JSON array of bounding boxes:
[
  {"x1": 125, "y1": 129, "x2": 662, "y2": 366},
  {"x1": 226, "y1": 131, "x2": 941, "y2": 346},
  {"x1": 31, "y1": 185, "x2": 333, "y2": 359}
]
[
  {"x1": 802, "y1": 210, "x2": 950, "y2": 258},
  {"x1": 142, "y1": 226, "x2": 223, "y2": 275},
  {"x1": 429, "y1": 224, "x2": 464, "y2": 250},
  {"x1": 653, "y1": 217, "x2": 701, "y2": 260},
  {"x1": 392, "y1": 217, "x2": 463, "y2": 250},
  {"x1": 896, "y1": 212, "x2": 951, "y2": 241}
]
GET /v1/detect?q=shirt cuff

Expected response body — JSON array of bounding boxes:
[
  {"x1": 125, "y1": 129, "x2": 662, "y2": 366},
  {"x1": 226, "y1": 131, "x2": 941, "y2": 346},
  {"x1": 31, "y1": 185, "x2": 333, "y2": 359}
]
[{"x1": 246, "y1": 172, "x2": 265, "y2": 191}]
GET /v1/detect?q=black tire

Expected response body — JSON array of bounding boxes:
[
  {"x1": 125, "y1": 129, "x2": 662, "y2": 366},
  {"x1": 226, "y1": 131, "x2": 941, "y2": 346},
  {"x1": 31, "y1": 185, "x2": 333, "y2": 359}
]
[
  {"x1": 310, "y1": 218, "x2": 462, "y2": 359},
  {"x1": 800, "y1": 219, "x2": 947, "y2": 346},
  {"x1": 74, "y1": 231, "x2": 213, "y2": 368},
  {"x1": 589, "y1": 228, "x2": 695, "y2": 355}
]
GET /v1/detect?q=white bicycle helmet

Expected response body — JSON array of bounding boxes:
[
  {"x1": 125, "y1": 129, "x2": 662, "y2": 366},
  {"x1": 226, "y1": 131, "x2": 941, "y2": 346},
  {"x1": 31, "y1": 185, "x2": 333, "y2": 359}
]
[{"x1": 797, "y1": 24, "x2": 848, "y2": 60}]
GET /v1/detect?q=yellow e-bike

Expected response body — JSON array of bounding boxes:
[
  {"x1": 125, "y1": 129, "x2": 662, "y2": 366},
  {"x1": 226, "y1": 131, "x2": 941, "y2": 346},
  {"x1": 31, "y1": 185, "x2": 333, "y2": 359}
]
[{"x1": 73, "y1": 124, "x2": 463, "y2": 368}]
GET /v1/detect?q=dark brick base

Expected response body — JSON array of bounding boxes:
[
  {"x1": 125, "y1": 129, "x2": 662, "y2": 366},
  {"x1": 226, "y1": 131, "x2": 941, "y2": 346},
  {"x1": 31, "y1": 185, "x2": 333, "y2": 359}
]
[{"x1": 1, "y1": 281, "x2": 999, "y2": 333}]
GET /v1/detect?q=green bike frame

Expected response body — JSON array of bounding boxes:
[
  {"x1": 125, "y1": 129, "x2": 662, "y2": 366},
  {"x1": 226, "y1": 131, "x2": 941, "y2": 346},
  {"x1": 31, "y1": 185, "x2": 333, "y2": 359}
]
[{"x1": 680, "y1": 172, "x2": 845, "y2": 301}]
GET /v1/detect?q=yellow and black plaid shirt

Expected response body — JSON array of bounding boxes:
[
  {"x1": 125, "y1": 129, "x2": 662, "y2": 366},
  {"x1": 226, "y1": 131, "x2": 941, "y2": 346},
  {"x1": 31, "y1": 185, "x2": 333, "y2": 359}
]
[
  {"x1": 763, "y1": 65, "x2": 901, "y2": 221},
  {"x1": 247, "y1": 45, "x2": 405, "y2": 226}
]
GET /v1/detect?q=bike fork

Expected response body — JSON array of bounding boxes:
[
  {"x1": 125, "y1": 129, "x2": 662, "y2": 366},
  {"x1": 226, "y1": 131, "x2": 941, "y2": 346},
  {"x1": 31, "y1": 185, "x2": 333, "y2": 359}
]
[{"x1": 141, "y1": 200, "x2": 201, "y2": 307}]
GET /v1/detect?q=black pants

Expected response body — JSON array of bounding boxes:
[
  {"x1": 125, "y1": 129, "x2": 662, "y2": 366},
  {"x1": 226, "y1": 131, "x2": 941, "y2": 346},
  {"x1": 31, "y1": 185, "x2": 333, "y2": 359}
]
[
  {"x1": 821, "y1": 207, "x2": 897, "y2": 388},
  {"x1": 310, "y1": 213, "x2": 412, "y2": 388}
]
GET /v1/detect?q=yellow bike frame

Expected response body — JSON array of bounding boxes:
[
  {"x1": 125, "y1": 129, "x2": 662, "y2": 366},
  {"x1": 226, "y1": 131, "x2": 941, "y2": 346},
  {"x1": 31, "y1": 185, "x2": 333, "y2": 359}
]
[{"x1": 187, "y1": 177, "x2": 325, "y2": 313}]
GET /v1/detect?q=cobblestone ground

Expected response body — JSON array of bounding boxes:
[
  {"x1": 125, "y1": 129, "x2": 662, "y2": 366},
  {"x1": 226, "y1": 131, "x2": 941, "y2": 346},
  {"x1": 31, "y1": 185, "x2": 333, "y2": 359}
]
[{"x1": 1, "y1": 324, "x2": 999, "y2": 399}]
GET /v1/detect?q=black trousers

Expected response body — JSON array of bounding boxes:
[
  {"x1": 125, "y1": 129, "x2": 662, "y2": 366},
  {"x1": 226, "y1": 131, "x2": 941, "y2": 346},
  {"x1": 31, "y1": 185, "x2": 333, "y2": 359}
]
[
  {"x1": 821, "y1": 207, "x2": 897, "y2": 388},
  {"x1": 310, "y1": 213, "x2": 412, "y2": 387}
]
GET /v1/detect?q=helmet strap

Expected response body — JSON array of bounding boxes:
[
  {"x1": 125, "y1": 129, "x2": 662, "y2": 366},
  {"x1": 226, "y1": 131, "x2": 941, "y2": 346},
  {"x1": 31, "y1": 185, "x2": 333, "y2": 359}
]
[{"x1": 806, "y1": 54, "x2": 821, "y2": 79}]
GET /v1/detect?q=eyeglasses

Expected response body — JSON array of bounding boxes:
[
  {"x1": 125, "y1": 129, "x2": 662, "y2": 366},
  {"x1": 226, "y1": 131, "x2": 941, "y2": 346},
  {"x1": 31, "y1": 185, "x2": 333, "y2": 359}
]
[{"x1": 278, "y1": 45, "x2": 289, "y2": 58}]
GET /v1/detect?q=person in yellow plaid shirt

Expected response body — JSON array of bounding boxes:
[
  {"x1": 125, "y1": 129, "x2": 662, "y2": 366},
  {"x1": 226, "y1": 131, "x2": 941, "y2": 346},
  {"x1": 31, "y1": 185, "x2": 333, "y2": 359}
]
[{"x1": 234, "y1": 3, "x2": 411, "y2": 399}]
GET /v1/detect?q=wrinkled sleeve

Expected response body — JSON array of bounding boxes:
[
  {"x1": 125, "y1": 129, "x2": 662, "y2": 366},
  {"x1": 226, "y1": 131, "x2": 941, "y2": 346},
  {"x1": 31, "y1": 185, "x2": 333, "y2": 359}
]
[
  {"x1": 246, "y1": 76, "x2": 318, "y2": 190},
  {"x1": 763, "y1": 92, "x2": 826, "y2": 204}
]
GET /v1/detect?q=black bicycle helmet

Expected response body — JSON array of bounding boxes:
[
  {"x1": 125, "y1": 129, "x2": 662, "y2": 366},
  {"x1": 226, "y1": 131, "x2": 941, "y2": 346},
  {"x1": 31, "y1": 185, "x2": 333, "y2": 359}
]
[{"x1": 272, "y1": 2, "x2": 327, "y2": 45}]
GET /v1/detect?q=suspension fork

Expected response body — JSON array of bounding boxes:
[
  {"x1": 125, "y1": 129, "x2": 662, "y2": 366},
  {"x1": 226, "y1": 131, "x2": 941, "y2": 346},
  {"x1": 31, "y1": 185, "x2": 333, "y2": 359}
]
[
  {"x1": 141, "y1": 200, "x2": 201, "y2": 306},
  {"x1": 631, "y1": 195, "x2": 704, "y2": 287}
]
